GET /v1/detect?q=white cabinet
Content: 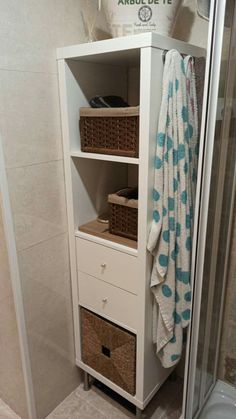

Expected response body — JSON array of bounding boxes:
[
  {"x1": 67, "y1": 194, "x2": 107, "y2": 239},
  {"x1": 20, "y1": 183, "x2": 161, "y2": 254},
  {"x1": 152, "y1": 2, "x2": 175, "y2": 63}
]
[{"x1": 57, "y1": 33, "x2": 205, "y2": 411}]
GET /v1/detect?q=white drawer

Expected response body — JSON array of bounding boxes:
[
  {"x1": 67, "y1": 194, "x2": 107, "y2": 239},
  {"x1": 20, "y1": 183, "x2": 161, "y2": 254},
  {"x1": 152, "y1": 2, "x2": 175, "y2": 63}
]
[
  {"x1": 76, "y1": 238, "x2": 138, "y2": 295},
  {"x1": 78, "y1": 271, "x2": 138, "y2": 332}
]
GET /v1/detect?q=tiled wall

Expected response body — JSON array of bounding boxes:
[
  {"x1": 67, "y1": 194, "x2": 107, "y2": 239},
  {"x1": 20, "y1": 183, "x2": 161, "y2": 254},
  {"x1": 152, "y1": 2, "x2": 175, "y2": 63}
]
[
  {"x1": 0, "y1": 196, "x2": 28, "y2": 418},
  {"x1": 0, "y1": 1, "x2": 108, "y2": 418}
]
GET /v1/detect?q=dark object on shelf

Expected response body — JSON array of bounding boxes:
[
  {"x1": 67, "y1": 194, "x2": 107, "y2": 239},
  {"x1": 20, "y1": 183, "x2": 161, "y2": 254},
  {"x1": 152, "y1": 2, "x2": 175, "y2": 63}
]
[
  {"x1": 97, "y1": 213, "x2": 109, "y2": 224},
  {"x1": 89, "y1": 95, "x2": 129, "y2": 108},
  {"x1": 79, "y1": 107, "x2": 139, "y2": 157},
  {"x1": 108, "y1": 187, "x2": 138, "y2": 241},
  {"x1": 81, "y1": 308, "x2": 136, "y2": 395}
]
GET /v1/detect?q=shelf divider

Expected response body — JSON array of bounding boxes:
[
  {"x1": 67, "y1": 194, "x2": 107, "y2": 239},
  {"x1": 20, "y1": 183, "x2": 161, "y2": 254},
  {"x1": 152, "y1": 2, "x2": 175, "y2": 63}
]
[{"x1": 70, "y1": 150, "x2": 139, "y2": 165}]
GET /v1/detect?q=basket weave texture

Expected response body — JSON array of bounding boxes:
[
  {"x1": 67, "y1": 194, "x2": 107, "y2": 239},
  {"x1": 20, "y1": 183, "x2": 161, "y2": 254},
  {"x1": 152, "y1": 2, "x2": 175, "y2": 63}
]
[
  {"x1": 79, "y1": 107, "x2": 139, "y2": 157},
  {"x1": 109, "y1": 203, "x2": 138, "y2": 241},
  {"x1": 81, "y1": 308, "x2": 136, "y2": 395}
]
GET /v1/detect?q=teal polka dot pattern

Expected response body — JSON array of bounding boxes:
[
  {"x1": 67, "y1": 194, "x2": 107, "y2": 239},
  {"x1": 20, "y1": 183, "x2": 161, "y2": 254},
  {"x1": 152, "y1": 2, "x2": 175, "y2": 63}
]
[
  {"x1": 176, "y1": 222, "x2": 181, "y2": 237},
  {"x1": 184, "y1": 128, "x2": 190, "y2": 143},
  {"x1": 175, "y1": 79, "x2": 179, "y2": 91},
  {"x1": 155, "y1": 156, "x2": 162, "y2": 169},
  {"x1": 182, "y1": 309, "x2": 191, "y2": 321},
  {"x1": 149, "y1": 51, "x2": 198, "y2": 367},
  {"x1": 173, "y1": 178, "x2": 178, "y2": 193},
  {"x1": 157, "y1": 133, "x2": 165, "y2": 147},
  {"x1": 167, "y1": 136, "x2": 173, "y2": 151},
  {"x1": 153, "y1": 189, "x2": 160, "y2": 201},
  {"x1": 168, "y1": 81, "x2": 173, "y2": 98},
  {"x1": 184, "y1": 291, "x2": 192, "y2": 302},
  {"x1": 168, "y1": 197, "x2": 175, "y2": 211},
  {"x1": 181, "y1": 271, "x2": 190, "y2": 285},
  {"x1": 163, "y1": 230, "x2": 170, "y2": 243},
  {"x1": 182, "y1": 106, "x2": 189, "y2": 123},
  {"x1": 186, "y1": 237, "x2": 192, "y2": 251},
  {"x1": 170, "y1": 335, "x2": 176, "y2": 344},
  {"x1": 171, "y1": 249, "x2": 177, "y2": 261},
  {"x1": 171, "y1": 354, "x2": 180, "y2": 362},
  {"x1": 178, "y1": 144, "x2": 185, "y2": 160},
  {"x1": 159, "y1": 254, "x2": 169, "y2": 267},
  {"x1": 186, "y1": 215, "x2": 191, "y2": 229},
  {"x1": 169, "y1": 217, "x2": 175, "y2": 231},
  {"x1": 181, "y1": 190, "x2": 187, "y2": 205},
  {"x1": 188, "y1": 124, "x2": 193, "y2": 139},
  {"x1": 176, "y1": 268, "x2": 181, "y2": 281},
  {"x1": 189, "y1": 148, "x2": 193, "y2": 163},
  {"x1": 173, "y1": 149, "x2": 178, "y2": 166},
  {"x1": 184, "y1": 162, "x2": 188, "y2": 174},
  {"x1": 162, "y1": 284, "x2": 172, "y2": 298},
  {"x1": 175, "y1": 291, "x2": 180, "y2": 303},
  {"x1": 173, "y1": 310, "x2": 181, "y2": 324},
  {"x1": 153, "y1": 210, "x2": 160, "y2": 223}
]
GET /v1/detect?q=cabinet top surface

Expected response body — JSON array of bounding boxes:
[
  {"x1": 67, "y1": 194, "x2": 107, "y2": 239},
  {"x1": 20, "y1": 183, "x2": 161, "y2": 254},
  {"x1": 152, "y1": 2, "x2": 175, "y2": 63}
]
[{"x1": 57, "y1": 32, "x2": 206, "y2": 61}]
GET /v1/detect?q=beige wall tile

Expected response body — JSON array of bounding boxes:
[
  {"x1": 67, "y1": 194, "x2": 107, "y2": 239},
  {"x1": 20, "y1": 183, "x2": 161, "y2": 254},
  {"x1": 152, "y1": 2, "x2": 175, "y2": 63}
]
[
  {"x1": 0, "y1": 71, "x2": 62, "y2": 169},
  {"x1": 0, "y1": 296, "x2": 28, "y2": 419},
  {"x1": 6, "y1": 160, "x2": 67, "y2": 251},
  {"x1": 0, "y1": 0, "x2": 88, "y2": 74},
  {"x1": 0, "y1": 201, "x2": 28, "y2": 418}
]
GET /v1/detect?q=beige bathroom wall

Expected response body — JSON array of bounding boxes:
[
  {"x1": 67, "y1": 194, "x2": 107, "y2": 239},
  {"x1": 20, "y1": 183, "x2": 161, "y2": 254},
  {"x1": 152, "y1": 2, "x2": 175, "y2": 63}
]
[
  {"x1": 173, "y1": 0, "x2": 209, "y2": 48},
  {"x1": 0, "y1": 1, "x2": 108, "y2": 418},
  {"x1": 0, "y1": 197, "x2": 28, "y2": 418}
]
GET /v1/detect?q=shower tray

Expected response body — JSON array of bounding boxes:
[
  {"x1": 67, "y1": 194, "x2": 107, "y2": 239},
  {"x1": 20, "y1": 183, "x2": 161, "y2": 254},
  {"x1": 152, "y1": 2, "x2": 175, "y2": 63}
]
[{"x1": 199, "y1": 380, "x2": 236, "y2": 419}]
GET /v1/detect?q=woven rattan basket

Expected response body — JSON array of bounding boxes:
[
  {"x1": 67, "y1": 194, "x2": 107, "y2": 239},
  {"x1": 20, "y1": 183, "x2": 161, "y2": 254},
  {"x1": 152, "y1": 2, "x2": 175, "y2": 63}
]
[
  {"x1": 81, "y1": 308, "x2": 136, "y2": 395},
  {"x1": 79, "y1": 107, "x2": 139, "y2": 157},
  {"x1": 108, "y1": 190, "x2": 138, "y2": 241}
]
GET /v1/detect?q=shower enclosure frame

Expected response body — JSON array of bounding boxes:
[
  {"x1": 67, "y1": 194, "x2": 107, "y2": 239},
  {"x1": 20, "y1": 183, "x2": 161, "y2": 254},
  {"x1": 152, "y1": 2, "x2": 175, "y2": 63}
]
[{"x1": 183, "y1": 0, "x2": 236, "y2": 417}]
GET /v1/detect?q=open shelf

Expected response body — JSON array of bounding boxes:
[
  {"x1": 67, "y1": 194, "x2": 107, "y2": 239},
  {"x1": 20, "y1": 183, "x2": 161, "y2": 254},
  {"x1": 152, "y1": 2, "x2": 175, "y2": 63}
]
[
  {"x1": 76, "y1": 219, "x2": 137, "y2": 250},
  {"x1": 70, "y1": 151, "x2": 139, "y2": 165}
]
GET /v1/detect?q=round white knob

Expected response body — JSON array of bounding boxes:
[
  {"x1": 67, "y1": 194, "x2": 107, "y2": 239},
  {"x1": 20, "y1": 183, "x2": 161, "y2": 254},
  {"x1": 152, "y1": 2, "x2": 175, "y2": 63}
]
[
  {"x1": 101, "y1": 263, "x2": 106, "y2": 268},
  {"x1": 102, "y1": 298, "x2": 108, "y2": 303}
]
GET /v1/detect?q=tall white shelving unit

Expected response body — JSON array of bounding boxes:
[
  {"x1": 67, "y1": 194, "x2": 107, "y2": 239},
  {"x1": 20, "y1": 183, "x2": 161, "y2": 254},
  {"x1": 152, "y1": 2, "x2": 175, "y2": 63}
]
[{"x1": 57, "y1": 33, "x2": 204, "y2": 415}]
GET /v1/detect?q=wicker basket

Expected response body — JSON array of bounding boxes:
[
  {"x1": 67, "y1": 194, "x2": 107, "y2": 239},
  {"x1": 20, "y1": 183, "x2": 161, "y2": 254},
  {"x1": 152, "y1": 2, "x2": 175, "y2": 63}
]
[
  {"x1": 108, "y1": 189, "x2": 138, "y2": 241},
  {"x1": 81, "y1": 308, "x2": 136, "y2": 395},
  {"x1": 79, "y1": 107, "x2": 139, "y2": 157}
]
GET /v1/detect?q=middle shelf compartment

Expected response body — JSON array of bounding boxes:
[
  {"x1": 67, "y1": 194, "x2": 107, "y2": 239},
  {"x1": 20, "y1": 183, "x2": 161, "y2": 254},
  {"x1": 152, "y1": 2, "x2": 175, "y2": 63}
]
[{"x1": 71, "y1": 156, "x2": 139, "y2": 252}]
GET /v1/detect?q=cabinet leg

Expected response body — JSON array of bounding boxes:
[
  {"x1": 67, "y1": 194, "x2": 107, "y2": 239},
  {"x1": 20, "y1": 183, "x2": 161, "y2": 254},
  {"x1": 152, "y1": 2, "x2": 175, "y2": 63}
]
[
  {"x1": 136, "y1": 407, "x2": 142, "y2": 418},
  {"x1": 84, "y1": 371, "x2": 90, "y2": 391}
]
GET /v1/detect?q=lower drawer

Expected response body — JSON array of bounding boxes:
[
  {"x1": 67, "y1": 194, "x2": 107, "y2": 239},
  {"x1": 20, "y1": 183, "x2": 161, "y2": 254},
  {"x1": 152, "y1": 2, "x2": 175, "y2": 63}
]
[
  {"x1": 81, "y1": 308, "x2": 136, "y2": 395},
  {"x1": 78, "y1": 271, "x2": 138, "y2": 331}
]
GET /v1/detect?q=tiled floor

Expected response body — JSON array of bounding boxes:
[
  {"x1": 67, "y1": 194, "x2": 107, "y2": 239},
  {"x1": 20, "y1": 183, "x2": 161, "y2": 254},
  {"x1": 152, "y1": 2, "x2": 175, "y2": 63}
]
[
  {"x1": 47, "y1": 377, "x2": 183, "y2": 419},
  {"x1": 0, "y1": 399, "x2": 20, "y2": 419}
]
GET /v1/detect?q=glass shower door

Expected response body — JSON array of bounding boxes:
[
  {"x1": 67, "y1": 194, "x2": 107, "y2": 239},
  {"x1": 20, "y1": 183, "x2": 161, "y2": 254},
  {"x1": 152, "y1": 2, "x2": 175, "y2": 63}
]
[{"x1": 184, "y1": 0, "x2": 236, "y2": 417}]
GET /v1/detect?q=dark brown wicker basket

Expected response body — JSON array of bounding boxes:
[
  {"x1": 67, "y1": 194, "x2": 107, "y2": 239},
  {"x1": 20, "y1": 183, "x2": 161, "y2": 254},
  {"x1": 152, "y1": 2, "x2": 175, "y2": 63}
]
[
  {"x1": 79, "y1": 107, "x2": 139, "y2": 157},
  {"x1": 108, "y1": 192, "x2": 138, "y2": 241},
  {"x1": 81, "y1": 308, "x2": 136, "y2": 395}
]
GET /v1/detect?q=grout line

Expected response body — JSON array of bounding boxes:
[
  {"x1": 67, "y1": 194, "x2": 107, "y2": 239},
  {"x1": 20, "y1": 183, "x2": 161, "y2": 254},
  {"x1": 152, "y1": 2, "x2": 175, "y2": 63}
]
[
  {"x1": 5, "y1": 157, "x2": 63, "y2": 171},
  {"x1": 17, "y1": 230, "x2": 68, "y2": 253},
  {"x1": 0, "y1": 67, "x2": 58, "y2": 76}
]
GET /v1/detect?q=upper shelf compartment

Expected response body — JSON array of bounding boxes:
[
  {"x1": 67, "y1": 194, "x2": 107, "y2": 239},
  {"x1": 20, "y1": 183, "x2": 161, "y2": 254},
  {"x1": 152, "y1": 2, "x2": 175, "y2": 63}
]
[{"x1": 59, "y1": 44, "x2": 141, "y2": 162}]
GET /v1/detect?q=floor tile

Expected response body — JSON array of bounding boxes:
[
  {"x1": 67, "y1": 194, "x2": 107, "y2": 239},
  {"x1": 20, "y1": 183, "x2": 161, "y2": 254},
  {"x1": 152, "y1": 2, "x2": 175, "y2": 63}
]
[{"x1": 0, "y1": 399, "x2": 20, "y2": 419}]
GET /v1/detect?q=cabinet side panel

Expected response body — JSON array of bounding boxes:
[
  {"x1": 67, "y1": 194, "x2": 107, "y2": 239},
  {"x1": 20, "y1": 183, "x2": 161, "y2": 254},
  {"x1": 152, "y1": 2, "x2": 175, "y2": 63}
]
[{"x1": 137, "y1": 47, "x2": 172, "y2": 404}]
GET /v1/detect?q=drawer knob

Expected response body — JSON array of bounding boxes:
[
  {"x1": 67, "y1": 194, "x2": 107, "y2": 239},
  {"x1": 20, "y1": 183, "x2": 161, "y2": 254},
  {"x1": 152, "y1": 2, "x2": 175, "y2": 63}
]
[
  {"x1": 102, "y1": 298, "x2": 108, "y2": 303},
  {"x1": 101, "y1": 263, "x2": 107, "y2": 268}
]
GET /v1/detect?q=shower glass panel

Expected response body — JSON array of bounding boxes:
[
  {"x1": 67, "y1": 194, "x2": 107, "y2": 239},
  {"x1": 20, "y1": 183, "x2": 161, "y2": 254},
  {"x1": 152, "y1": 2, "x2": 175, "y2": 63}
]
[{"x1": 187, "y1": 0, "x2": 236, "y2": 417}]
